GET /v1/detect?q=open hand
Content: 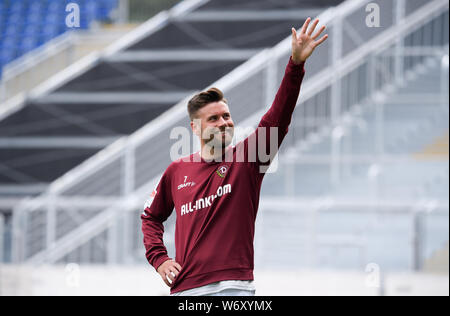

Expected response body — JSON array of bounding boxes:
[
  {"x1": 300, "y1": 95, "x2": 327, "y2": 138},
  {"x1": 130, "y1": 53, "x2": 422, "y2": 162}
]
[{"x1": 291, "y1": 17, "x2": 328, "y2": 64}]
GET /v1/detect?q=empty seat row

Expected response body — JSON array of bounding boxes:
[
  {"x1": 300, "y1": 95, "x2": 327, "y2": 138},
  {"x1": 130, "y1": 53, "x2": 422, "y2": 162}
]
[{"x1": 0, "y1": 0, "x2": 118, "y2": 75}]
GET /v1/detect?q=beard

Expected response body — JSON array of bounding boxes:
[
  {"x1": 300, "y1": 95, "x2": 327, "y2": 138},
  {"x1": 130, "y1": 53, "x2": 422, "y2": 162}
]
[{"x1": 202, "y1": 126, "x2": 234, "y2": 149}]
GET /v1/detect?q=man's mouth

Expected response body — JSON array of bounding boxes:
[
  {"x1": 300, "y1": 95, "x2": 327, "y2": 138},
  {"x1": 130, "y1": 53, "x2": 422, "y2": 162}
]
[{"x1": 208, "y1": 128, "x2": 233, "y2": 140}]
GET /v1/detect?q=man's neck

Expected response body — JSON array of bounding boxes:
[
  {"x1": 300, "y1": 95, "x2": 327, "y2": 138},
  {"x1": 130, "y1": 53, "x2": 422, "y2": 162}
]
[{"x1": 200, "y1": 143, "x2": 229, "y2": 161}]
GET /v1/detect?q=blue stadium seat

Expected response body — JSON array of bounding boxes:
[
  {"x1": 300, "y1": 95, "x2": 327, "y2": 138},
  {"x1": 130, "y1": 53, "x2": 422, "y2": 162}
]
[
  {"x1": 27, "y1": 2, "x2": 43, "y2": 12},
  {"x1": 26, "y1": 12, "x2": 42, "y2": 25},
  {"x1": 6, "y1": 13, "x2": 22, "y2": 26},
  {"x1": 4, "y1": 25, "x2": 20, "y2": 38},
  {"x1": 0, "y1": 49, "x2": 15, "y2": 65},
  {"x1": 23, "y1": 25, "x2": 40, "y2": 38},
  {"x1": 25, "y1": 11, "x2": 42, "y2": 24},
  {"x1": 9, "y1": 2, "x2": 24, "y2": 12},
  {"x1": 18, "y1": 36, "x2": 39, "y2": 55},
  {"x1": 47, "y1": 1, "x2": 64, "y2": 14},
  {"x1": 44, "y1": 13, "x2": 60, "y2": 25}
]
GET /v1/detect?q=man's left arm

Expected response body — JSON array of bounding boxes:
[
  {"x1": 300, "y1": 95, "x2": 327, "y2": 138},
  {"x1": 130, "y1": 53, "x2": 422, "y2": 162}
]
[
  {"x1": 262, "y1": 17, "x2": 328, "y2": 130},
  {"x1": 255, "y1": 18, "x2": 329, "y2": 168}
]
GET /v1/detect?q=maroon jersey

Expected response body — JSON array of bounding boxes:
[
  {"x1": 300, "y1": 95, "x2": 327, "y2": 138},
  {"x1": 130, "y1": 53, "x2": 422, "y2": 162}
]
[{"x1": 141, "y1": 57, "x2": 305, "y2": 294}]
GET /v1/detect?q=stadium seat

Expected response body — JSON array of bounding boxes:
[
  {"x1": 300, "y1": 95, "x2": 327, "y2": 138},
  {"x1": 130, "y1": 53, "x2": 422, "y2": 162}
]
[{"x1": 0, "y1": 0, "x2": 119, "y2": 76}]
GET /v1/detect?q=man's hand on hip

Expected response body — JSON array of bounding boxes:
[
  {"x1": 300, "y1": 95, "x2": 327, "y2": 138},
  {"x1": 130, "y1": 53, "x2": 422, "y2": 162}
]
[{"x1": 157, "y1": 259, "x2": 182, "y2": 287}]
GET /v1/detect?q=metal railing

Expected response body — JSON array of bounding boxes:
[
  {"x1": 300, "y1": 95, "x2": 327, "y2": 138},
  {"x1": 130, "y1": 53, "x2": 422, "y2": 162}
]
[
  {"x1": 0, "y1": 213, "x2": 4, "y2": 263},
  {"x1": 0, "y1": 32, "x2": 77, "y2": 103},
  {"x1": 11, "y1": 0, "x2": 450, "y2": 265},
  {"x1": 0, "y1": 28, "x2": 137, "y2": 106},
  {"x1": 127, "y1": 0, "x2": 182, "y2": 22}
]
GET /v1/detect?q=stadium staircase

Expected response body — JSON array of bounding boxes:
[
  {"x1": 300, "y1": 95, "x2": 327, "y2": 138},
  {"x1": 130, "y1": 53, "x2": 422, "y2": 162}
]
[
  {"x1": 0, "y1": 0, "x2": 119, "y2": 75},
  {"x1": 258, "y1": 58, "x2": 449, "y2": 269}
]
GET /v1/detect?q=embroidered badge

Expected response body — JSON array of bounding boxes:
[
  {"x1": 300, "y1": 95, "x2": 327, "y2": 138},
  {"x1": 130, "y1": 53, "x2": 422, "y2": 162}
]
[{"x1": 216, "y1": 165, "x2": 228, "y2": 178}]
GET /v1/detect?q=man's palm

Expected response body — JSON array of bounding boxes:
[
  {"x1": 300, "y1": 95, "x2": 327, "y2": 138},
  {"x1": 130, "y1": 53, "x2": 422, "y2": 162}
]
[{"x1": 292, "y1": 18, "x2": 328, "y2": 64}]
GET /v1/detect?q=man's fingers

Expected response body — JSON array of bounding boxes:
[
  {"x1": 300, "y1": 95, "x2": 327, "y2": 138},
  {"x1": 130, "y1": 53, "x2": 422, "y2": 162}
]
[
  {"x1": 160, "y1": 272, "x2": 171, "y2": 287},
  {"x1": 312, "y1": 25, "x2": 326, "y2": 40},
  {"x1": 166, "y1": 270, "x2": 176, "y2": 283},
  {"x1": 157, "y1": 260, "x2": 183, "y2": 287},
  {"x1": 292, "y1": 27, "x2": 297, "y2": 41},
  {"x1": 169, "y1": 266, "x2": 180, "y2": 278},
  {"x1": 162, "y1": 264, "x2": 181, "y2": 287},
  {"x1": 172, "y1": 261, "x2": 183, "y2": 272},
  {"x1": 162, "y1": 269, "x2": 175, "y2": 286},
  {"x1": 314, "y1": 34, "x2": 329, "y2": 47},
  {"x1": 301, "y1": 17, "x2": 311, "y2": 34},
  {"x1": 307, "y1": 18, "x2": 319, "y2": 36}
]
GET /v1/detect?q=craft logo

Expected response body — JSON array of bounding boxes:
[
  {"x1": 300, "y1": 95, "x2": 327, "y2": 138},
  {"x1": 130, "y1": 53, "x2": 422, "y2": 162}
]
[{"x1": 178, "y1": 176, "x2": 196, "y2": 190}]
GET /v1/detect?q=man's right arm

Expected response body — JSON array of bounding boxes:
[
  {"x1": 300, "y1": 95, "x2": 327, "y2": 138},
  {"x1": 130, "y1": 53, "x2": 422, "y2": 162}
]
[
  {"x1": 141, "y1": 168, "x2": 183, "y2": 287},
  {"x1": 140, "y1": 169, "x2": 175, "y2": 272}
]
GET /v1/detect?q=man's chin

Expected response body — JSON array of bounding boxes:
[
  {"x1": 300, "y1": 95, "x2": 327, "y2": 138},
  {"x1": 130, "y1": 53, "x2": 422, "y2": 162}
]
[
  {"x1": 205, "y1": 137, "x2": 232, "y2": 150},
  {"x1": 221, "y1": 135, "x2": 233, "y2": 148}
]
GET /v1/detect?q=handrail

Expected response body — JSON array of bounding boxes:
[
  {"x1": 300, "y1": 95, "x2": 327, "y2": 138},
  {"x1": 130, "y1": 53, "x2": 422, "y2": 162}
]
[
  {"x1": 1, "y1": 32, "x2": 75, "y2": 81},
  {"x1": 0, "y1": 32, "x2": 75, "y2": 103},
  {"x1": 0, "y1": 213, "x2": 4, "y2": 263}
]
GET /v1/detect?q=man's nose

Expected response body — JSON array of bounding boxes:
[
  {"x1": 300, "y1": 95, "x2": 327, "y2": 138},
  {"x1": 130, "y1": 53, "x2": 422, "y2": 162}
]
[{"x1": 217, "y1": 117, "x2": 229, "y2": 127}]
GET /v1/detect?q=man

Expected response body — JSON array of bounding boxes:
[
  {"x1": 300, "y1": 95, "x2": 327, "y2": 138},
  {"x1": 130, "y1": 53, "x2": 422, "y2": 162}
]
[{"x1": 141, "y1": 18, "x2": 328, "y2": 296}]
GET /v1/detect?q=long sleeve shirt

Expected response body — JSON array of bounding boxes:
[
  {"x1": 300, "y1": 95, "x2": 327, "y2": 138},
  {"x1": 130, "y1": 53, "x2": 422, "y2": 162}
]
[{"x1": 141, "y1": 56, "x2": 306, "y2": 294}]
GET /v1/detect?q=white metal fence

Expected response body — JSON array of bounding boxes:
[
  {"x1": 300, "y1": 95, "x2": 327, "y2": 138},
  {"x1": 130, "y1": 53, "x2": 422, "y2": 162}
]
[
  {"x1": 0, "y1": 213, "x2": 4, "y2": 264},
  {"x1": 9, "y1": 0, "x2": 450, "y2": 267}
]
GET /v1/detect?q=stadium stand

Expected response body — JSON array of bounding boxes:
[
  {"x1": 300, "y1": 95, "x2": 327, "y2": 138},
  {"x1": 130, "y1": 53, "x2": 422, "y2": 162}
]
[
  {"x1": 259, "y1": 58, "x2": 449, "y2": 270},
  {"x1": 0, "y1": 0, "x2": 447, "y2": 282},
  {"x1": 0, "y1": 0, "x2": 119, "y2": 75},
  {"x1": 0, "y1": 0, "x2": 342, "y2": 196},
  {"x1": 0, "y1": 0, "x2": 345, "y2": 263}
]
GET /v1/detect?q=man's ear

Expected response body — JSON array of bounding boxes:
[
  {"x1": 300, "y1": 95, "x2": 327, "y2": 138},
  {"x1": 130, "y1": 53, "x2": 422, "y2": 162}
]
[{"x1": 191, "y1": 119, "x2": 201, "y2": 137}]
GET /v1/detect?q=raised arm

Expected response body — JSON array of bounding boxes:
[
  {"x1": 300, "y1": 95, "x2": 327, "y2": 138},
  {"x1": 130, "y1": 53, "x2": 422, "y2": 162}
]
[
  {"x1": 262, "y1": 17, "x2": 328, "y2": 128},
  {"x1": 242, "y1": 18, "x2": 328, "y2": 172}
]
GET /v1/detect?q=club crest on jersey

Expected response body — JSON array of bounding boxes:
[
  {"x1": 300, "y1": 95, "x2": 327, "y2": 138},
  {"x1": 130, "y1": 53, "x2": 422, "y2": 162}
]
[{"x1": 216, "y1": 165, "x2": 228, "y2": 178}]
